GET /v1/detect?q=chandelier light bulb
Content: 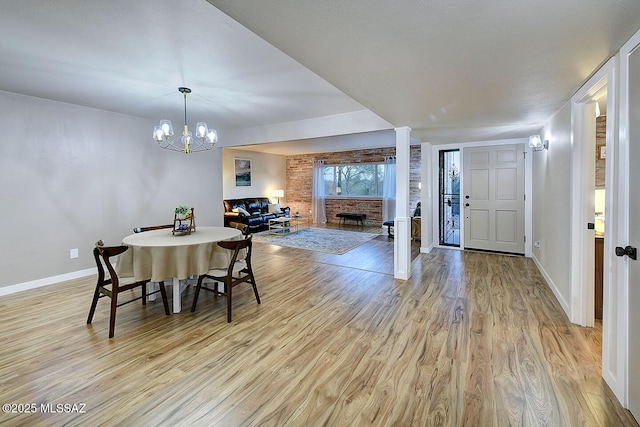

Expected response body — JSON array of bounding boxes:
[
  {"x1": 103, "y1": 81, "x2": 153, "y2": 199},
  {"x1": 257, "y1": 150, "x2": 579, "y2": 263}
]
[
  {"x1": 153, "y1": 126, "x2": 163, "y2": 142},
  {"x1": 196, "y1": 122, "x2": 208, "y2": 138},
  {"x1": 159, "y1": 120, "x2": 173, "y2": 137},
  {"x1": 206, "y1": 129, "x2": 218, "y2": 144}
]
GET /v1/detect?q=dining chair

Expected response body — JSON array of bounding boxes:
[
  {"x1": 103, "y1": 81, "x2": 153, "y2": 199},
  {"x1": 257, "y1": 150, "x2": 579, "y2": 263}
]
[
  {"x1": 87, "y1": 240, "x2": 170, "y2": 338},
  {"x1": 133, "y1": 224, "x2": 174, "y2": 233},
  {"x1": 228, "y1": 221, "x2": 250, "y2": 237},
  {"x1": 190, "y1": 235, "x2": 260, "y2": 322}
]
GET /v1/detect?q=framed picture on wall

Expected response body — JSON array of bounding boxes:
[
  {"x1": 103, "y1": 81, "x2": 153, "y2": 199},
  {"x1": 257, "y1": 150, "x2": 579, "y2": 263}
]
[{"x1": 235, "y1": 158, "x2": 252, "y2": 187}]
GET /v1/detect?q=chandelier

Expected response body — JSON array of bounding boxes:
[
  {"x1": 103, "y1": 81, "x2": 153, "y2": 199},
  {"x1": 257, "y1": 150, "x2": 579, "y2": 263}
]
[{"x1": 153, "y1": 87, "x2": 218, "y2": 154}]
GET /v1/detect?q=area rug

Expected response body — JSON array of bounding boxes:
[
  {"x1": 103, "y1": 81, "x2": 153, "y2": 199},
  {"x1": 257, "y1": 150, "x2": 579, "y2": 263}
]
[{"x1": 252, "y1": 227, "x2": 379, "y2": 255}]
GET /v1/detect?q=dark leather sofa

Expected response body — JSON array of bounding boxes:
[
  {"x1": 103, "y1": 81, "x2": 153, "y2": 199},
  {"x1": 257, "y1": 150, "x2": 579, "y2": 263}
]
[{"x1": 223, "y1": 197, "x2": 290, "y2": 233}]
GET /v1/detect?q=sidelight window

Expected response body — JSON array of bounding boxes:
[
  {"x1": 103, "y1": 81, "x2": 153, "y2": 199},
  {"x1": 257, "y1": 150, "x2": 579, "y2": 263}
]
[{"x1": 439, "y1": 150, "x2": 460, "y2": 246}]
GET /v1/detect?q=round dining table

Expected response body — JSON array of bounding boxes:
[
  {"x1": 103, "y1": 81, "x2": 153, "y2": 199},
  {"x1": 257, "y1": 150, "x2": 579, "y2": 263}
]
[{"x1": 116, "y1": 226, "x2": 242, "y2": 313}]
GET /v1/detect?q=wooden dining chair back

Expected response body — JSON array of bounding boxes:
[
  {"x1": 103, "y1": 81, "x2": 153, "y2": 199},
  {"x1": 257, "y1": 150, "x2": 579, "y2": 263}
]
[
  {"x1": 228, "y1": 221, "x2": 250, "y2": 237},
  {"x1": 87, "y1": 240, "x2": 170, "y2": 338},
  {"x1": 133, "y1": 224, "x2": 174, "y2": 233},
  {"x1": 191, "y1": 235, "x2": 260, "y2": 322},
  {"x1": 132, "y1": 224, "x2": 174, "y2": 300}
]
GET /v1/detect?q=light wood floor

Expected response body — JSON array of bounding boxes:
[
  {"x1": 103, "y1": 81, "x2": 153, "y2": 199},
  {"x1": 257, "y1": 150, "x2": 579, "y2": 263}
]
[
  {"x1": 254, "y1": 223, "x2": 421, "y2": 275},
  {"x1": 0, "y1": 229, "x2": 636, "y2": 426}
]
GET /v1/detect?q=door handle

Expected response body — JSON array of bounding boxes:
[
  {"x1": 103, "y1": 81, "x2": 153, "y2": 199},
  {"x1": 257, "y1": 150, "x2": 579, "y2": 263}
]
[{"x1": 615, "y1": 245, "x2": 637, "y2": 260}]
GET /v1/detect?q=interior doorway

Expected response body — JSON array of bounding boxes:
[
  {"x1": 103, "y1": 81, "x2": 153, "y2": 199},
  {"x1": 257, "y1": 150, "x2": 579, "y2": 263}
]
[
  {"x1": 572, "y1": 80, "x2": 608, "y2": 328},
  {"x1": 594, "y1": 103, "x2": 607, "y2": 321},
  {"x1": 570, "y1": 56, "x2": 622, "y2": 402},
  {"x1": 438, "y1": 149, "x2": 460, "y2": 246}
]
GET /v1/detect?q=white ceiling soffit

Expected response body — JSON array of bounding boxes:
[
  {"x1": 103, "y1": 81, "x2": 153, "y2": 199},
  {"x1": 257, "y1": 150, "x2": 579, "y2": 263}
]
[
  {"x1": 0, "y1": 0, "x2": 388, "y2": 144},
  {"x1": 231, "y1": 129, "x2": 417, "y2": 156},
  {"x1": 208, "y1": 0, "x2": 640, "y2": 144}
]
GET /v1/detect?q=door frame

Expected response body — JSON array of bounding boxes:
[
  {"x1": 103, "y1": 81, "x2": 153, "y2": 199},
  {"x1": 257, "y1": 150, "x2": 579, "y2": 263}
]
[
  {"x1": 438, "y1": 148, "x2": 461, "y2": 247},
  {"x1": 619, "y1": 29, "x2": 640, "y2": 409},
  {"x1": 429, "y1": 138, "x2": 532, "y2": 257},
  {"x1": 570, "y1": 55, "x2": 623, "y2": 401},
  {"x1": 570, "y1": 77, "x2": 603, "y2": 329}
]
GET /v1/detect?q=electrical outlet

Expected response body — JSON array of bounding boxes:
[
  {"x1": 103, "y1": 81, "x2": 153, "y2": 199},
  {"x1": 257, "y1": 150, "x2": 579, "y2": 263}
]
[
  {"x1": 70, "y1": 248, "x2": 79, "y2": 259},
  {"x1": 533, "y1": 241, "x2": 541, "y2": 248}
]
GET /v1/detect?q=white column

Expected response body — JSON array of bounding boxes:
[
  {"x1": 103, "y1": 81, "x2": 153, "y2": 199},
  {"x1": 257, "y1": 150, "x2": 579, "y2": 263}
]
[
  {"x1": 394, "y1": 126, "x2": 411, "y2": 280},
  {"x1": 421, "y1": 142, "x2": 433, "y2": 253}
]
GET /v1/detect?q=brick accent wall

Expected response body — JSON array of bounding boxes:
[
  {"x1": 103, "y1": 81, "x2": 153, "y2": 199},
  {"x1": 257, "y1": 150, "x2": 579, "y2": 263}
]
[
  {"x1": 596, "y1": 115, "x2": 606, "y2": 189},
  {"x1": 285, "y1": 146, "x2": 421, "y2": 225}
]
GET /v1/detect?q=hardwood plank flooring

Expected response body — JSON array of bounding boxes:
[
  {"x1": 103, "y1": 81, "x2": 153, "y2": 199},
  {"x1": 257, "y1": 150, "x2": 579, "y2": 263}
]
[
  {"x1": 0, "y1": 232, "x2": 636, "y2": 426},
  {"x1": 254, "y1": 223, "x2": 420, "y2": 275}
]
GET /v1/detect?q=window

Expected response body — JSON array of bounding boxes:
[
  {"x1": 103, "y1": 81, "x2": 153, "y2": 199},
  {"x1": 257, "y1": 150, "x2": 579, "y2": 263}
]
[{"x1": 323, "y1": 163, "x2": 385, "y2": 196}]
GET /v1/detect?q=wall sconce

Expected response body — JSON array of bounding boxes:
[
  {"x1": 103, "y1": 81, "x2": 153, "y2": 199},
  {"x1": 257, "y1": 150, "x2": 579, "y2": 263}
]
[
  {"x1": 529, "y1": 135, "x2": 549, "y2": 151},
  {"x1": 273, "y1": 189, "x2": 284, "y2": 204}
]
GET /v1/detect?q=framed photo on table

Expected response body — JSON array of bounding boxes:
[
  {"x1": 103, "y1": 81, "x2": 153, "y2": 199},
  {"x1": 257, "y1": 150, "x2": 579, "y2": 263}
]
[{"x1": 235, "y1": 158, "x2": 252, "y2": 187}]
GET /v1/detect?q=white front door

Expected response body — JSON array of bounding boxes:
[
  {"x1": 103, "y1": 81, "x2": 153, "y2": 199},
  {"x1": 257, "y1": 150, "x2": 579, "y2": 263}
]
[
  {"x1": 625, "y1": 38, "x2": 640, "y2": 421},
  {"x1": 463, "y1": 144, "x2": 525, "y2": 254}
]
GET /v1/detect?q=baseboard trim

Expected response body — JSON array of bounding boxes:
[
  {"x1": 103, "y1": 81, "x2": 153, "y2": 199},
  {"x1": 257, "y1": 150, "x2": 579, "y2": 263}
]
[
  {"x1": 0, "y1": 268, "x2": 96, "y2": 297},
  {"x1": 532, "y1": 254, "x2": 570, "y2": 317}
]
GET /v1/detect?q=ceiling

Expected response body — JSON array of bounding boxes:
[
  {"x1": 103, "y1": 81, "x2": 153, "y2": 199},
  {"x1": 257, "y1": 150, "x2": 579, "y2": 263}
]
[{"x1": 1, "y1": 1, "x2": 638, "y2": 154}]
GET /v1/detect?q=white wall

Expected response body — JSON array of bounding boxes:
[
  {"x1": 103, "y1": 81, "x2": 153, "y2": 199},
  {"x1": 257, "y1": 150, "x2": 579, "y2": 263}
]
[
  {"x1": 0, "y1": 90, "x2": 223, "y2": 290},
  {"x1": 222, "y1": 148, "x2": 286, "y2": 203},
  {"x1": 532, "y1": 101, "x2": 573, "y2": 313}
]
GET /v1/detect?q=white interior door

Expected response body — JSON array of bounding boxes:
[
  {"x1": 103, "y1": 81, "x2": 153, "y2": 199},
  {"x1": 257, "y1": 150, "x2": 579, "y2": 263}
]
[
  {"x1": 625, "y1": 40, "x2": 640, "y2": 420},
  {"x1": 463, "y1": 144, "x2": 525, "y2": 254}
]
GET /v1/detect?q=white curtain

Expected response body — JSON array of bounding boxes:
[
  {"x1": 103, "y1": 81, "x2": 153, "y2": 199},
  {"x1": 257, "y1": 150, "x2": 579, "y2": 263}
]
[
  {"x1": 382, "y1": 156, "x2": 396, "y2": 223},
  {"x1": 312, "y1": 160, "x2": 327, "y2": 223}
]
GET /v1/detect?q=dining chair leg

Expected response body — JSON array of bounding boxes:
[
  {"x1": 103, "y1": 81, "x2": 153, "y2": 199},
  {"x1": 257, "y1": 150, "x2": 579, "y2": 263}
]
[
  {"x1": 109, "y1": 291, "x2": 118, "y2": 339},
  {"x1": 158, "y1": 282, "x2": 170, "y2": 315},
  {"x1": 250, "y1": 276, "x2": 261, "y2": 304},
  {"x1": 141, "y1": 283, "x2": 147, "y2": 306},
  {"x1": 226, "y1": 280, "x2": 232, "y2": 323},
  {"x1": 190, "y1": 277, "x2": 204, "y2": 312},
  {"x1": 87, "y1": 285, "x2": 101, "y2": 325}
]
